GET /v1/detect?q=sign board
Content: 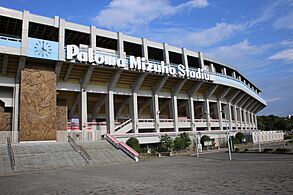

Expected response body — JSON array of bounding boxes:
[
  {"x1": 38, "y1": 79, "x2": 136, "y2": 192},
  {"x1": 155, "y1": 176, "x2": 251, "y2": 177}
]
[{"x1": 66, "y1": 45, "x2": 215, "y2": 82}]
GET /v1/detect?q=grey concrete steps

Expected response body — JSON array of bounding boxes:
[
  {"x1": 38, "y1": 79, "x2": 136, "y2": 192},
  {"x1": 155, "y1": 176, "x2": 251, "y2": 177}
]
[
  {"x1": 0, "y1": 144, "x2": 11, "y2": 174},
  {"x1": 79, "y1": 141, "x2": 132, "y2": 165},
  {"x1": 0, "y1": 141, "x2": 133, "y2": 174},
  {"x1": 12, "y1": 142, "x2": 87, "y2": 172}
]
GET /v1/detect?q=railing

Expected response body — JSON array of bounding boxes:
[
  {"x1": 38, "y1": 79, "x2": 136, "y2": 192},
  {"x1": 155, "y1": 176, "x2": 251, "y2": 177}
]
[
  {"x1": 68, "y1": 135, "x2": 91, "y2": 163},
  {"x1": 6, "y1": 138, "x2": 15, "y2": 171},
  {"x1": 194, "y1": 119, "x2": 207, "y2": 122},
  {"x1": 0, "y1": 35, "x2": 21, "y2": 42},
  {"x1": 138, "y1": 119, "x2": 155, "y2": 123},
  {"x1": 178, "y1": 118, "x2": 191, "y2": 122},
  {"x1": 115, "y1": 119, "x2": 132, "y2": 132},
  {"x1": 105, "y1": 134, "x2": 140, "y2": 162},
  {"x1": 210, "y1": 119, "x2": 220, "y2": 122},
  {"x1": 159, "y1": 119, "x2": 174, "y2": 122}
]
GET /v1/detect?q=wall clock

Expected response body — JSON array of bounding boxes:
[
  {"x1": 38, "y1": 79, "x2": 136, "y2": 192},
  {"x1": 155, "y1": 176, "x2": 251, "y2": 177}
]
[{"x1": 34, "y1": 40, "x2": 53, "y2": 57}]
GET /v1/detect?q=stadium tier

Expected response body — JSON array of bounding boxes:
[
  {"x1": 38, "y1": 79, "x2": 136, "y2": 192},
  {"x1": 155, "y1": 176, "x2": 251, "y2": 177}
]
[{"x1": 0, "y1": 6, "x2": 266, "y2": 145}]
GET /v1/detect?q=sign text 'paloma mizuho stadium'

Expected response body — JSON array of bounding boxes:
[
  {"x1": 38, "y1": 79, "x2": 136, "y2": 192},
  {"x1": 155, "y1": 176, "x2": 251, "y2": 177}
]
[{"x1": 66, "y1": 45, "x2": 215, "y2": 81}]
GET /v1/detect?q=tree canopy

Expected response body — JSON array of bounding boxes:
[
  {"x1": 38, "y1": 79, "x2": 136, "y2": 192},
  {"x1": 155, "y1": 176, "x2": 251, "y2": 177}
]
[{"x1": 257, "y1": 115, "x2": 293, "y2": 131}]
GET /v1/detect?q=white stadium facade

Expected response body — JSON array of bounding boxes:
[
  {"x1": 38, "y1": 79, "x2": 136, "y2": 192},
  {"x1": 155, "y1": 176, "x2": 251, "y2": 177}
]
[{"x1": 0, "y1": 6, "x2": 267, "y2": 146}]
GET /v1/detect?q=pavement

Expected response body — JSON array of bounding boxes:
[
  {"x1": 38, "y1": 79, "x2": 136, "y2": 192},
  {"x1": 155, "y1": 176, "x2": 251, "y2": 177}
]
[{"x1": 0, "y1": 152, "x2": 293, "y2": 195}]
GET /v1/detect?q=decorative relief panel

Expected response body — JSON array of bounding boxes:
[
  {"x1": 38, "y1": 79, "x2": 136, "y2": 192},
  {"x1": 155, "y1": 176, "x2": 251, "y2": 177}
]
[
  {"x1": 19, "y1": 64, "x2": 56, "y2": 141},
  {"x1": 0, "y1": 102, "x2": 12, "y2": 131},
  {"x1": 56, "y1": 99, "x2": 67, "y2": 131}
]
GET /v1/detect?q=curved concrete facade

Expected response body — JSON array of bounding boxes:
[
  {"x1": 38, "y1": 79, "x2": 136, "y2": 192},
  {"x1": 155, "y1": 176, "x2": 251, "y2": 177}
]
[{"x1": 0, "y1": 6, "x2": 266, "y2": 144}]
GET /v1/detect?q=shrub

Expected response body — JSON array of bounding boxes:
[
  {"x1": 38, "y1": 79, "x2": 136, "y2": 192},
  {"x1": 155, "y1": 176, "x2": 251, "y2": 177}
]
[
  {"x1": 126, "y1": 137, "x2": 140, "y2": 153},
  {"x1": 173, "y1": 133, "x2": 191, "y2": 151},
  {"x1": 173, "y1": 137, "x2": 185, "y2": 151},
  {"x1": 234, "y1": 148, "x2": 240, "y2": 153},
  {"x1": 160, "y1": 134, "x2": 173, "y2": 152},
  {"x1": 275, "y1": 148, "x2": 291, "y2": 153},
  {"x1": 179, "y1": 132, "x2": 191, "y2": 149},
  {"x1": 200, "y1": 135, "x2": 211, "y2": 147},
  {"x1": 235, "y1": 132, "x2": 245, "y2": 143},
  {"x1": 263, "y1": 148, "x2": 273, "y2": 153}
]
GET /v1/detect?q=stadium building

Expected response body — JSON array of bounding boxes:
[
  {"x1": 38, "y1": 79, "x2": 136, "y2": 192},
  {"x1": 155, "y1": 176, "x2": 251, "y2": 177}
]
[{"x1": 0, "y1": 6, "x2": 266, "y2": 145}]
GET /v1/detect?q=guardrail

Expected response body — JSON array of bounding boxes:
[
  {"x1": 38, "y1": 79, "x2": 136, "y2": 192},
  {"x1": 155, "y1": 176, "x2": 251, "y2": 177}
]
[
  {"x1": 68, "y1": 135, "x2": 91, "y2": 163},
  {"x1": 0, "y1": 35, "x2": 21, "y2": 42},
  {"x1": 105, "y1": 134, "x2": 140, "y2": 162},
  {"x1": 6, "y1": 138, "x2": 15, "y2": 171}
]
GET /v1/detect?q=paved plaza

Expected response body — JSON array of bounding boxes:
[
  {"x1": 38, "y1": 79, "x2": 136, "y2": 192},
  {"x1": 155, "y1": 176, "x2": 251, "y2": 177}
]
[{"x1": 0, "y1": 152, "x2": 293, "y2": 195}]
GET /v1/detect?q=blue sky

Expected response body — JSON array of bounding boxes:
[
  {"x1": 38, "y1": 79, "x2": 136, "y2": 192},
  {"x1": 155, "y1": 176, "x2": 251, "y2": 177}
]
[{"x1": 1, "y1": 0, "x2": 293, "y2": 116}]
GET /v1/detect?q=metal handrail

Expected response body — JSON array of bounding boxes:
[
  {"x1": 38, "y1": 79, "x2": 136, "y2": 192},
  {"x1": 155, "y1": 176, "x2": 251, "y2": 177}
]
[
  {"x1": 6, "y1": 138, "x2": 15, "y2": 170},
  {"x1": 68, "y1": 136, "x2": 91, "y2": 163},
  {"x1": 105, "y1": 134, "x2": 139, "y2": 161}
]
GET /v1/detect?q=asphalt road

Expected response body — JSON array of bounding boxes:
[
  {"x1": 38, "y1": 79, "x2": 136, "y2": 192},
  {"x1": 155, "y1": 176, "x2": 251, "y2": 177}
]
[{"x1": 0, "y1": 152, "x2": 292, "y2": 195}]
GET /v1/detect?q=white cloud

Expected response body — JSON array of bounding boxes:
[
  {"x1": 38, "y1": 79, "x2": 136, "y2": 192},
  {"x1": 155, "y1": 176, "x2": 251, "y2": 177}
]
[
  {"x1": 185, "y1": 23, "x2": 244, "y2": 47},
  {"x1": 269, "y1": 49, "x2": 293, "y2": 61},
  {"x1": 93, "y1": 0, "x2": 208, "y2": 31},
  {"x1": 273, "y1": 13, "x2": 293, "y2": 29},
  {"x1": 266, "y1": 97, "x2": 283, "y2": 102},
  {"x1": 206, "y1": 40, "x2": 266, "y2": 63}
]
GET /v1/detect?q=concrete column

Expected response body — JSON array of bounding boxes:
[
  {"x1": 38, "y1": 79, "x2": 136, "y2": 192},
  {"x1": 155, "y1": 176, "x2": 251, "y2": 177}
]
[
  {"x1": 227, "y1": 102, "x2": 232, "y2": 130},
  {"x1": 106, "y1": 90, "x2": 115, "y2": 134},
  {"x1": 232, "y1": 71, "x2": 236, "y2": 78},
  {"x1": 142, "y1": 38, "x2": 148, "y2": 60},
  {"x1": 255, "y1": 114, "x2": 258, "y2": 130},
  {"x1": 130, "y1": 92, "x2": 138, "y2": 133},
  {"x1": 90, "y1": 25, "x2": 96, "y2": 49},
  {"x1": 251, "y1": 113, "x2": 255, "y2": 129},
  {"x1": 12, "y1": 84, "x2": 20, "y2": 142},
  {"x1": 222, "y1": 67, "x2": 227, "y2": 75},
  {"x1": 204, "y1": 99, "x2": 211, "y2": 131},
  {"x1": 210, "y1": 63, "x2": 215, "y2": 72},
  {"x1": 239, "y1": 108, "x2": 243, "y2": 130},
  {"x1": 80, "y1": 89, "x2": 88, "y2": 140},
  {"x1": 117, "y1": 32, "x2": 124, "y2": 58},
  {"x1": 153, "y1": 93, "x2": 160, "y2": 133},
  {"x1": 243, "y1": 109, "x2": 247, "y2": 130},
  {"x1": 217, "y1": 100, "x2": 223, "y2": 130},
  {"x1": 58, "y1": 18, "x2": 65, "y2": 61},
  {"x1": 188, "y1": 96, "x2": 195, "y2": 131},
  {"x1": 233, "y1": 105, "x2": 238, "y2": 129},
  {"x1": 163, "y1": 43, "x2": 170, "y2": 64},
  {"x1": 198, "y1": 52, "x2": 204, "y2": 69},
  {"x1": 172, "y1": 95, "x2": 179, "y2": 132},
  {"x1": 248, "y1": 112, "x2": 252, "y2": 130},
  {"x1": 21, "y1": 10, "x2": 29, "y2": 56},
  {"x1": 182, "y1": 48, "x2": 188, "y2": 76}
]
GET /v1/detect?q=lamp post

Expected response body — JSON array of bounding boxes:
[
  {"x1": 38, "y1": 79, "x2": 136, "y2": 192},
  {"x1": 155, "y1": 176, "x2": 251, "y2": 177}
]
[
  {"x1": 192, "y1": 123, "x2": 200, "y2": 157},
  {"x1": 221, "y1": 110, "x2": 232, "y2": 160}
]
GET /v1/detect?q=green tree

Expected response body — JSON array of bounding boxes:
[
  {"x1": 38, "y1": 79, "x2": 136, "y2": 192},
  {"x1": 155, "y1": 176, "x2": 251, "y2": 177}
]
[{"x1": 126, "y1": 137, "x2": 140, "y2": 153}]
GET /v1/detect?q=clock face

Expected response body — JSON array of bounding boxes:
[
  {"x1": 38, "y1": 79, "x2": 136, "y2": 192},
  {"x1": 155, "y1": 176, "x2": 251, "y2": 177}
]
[{"x1": 34, "y1": 40, "x2": 53, "y2": 57}]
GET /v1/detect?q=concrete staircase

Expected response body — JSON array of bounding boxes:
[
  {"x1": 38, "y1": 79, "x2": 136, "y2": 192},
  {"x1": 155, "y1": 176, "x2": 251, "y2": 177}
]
[
  {"x1": 12, "y1": 142, "x2": 88, "y2": 172},
  {"x1": 79, "y1": 140, "x2": 132, "y2": 165},
  {"x1": 0, "y1": 140, "x2": 133, "y2": 174},
  {"x1": 0, "y1": 144, "x2": 11, "y2": 174}
]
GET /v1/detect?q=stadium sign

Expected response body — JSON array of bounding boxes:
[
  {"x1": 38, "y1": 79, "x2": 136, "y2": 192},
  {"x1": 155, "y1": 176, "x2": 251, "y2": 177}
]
[{"x1": 66, "y1": 45, "x2": 215, "y2": 81}]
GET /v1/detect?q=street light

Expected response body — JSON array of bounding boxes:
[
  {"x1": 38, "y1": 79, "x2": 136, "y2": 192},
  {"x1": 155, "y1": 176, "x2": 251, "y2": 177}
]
[{"x1": 220, "y1": 110, "x2": 232, "y2": 160}]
